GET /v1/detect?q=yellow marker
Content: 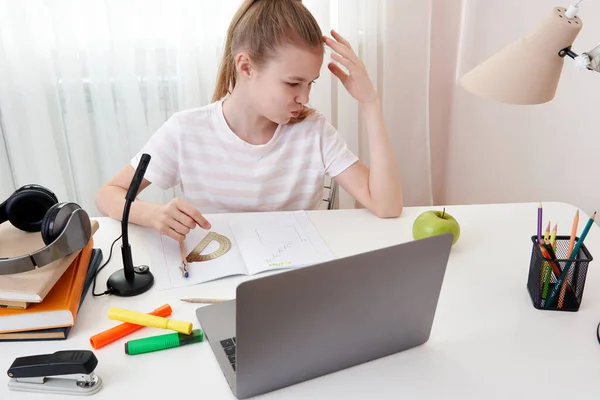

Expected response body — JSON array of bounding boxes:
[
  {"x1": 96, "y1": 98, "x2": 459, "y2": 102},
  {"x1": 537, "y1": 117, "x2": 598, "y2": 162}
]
[{"x1": 108, "y1": 307, "x2": 192, "y2": 335}]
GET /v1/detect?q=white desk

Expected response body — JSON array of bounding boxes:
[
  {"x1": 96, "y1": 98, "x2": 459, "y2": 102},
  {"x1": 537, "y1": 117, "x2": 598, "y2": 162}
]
[{"x1": 2, "y1": 202, "x2": 600, "y2": 399}]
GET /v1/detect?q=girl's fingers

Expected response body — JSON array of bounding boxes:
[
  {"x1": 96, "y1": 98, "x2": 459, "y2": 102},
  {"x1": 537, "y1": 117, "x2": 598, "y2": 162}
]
[
  {"x1": 328, "y1": 62, "x2": 348, "y2": 84},
  {"x1": 330, "y1": 29, "x2": 352, "y2": 49},
  {"x1": 323, "y1": 36, "x2": 357, "y2": 64},
  {"x1": 165, "y1": 227, "x2": 185, "y2": 242},
  {"x1": 169, "y1": 218, "x2": 191, "y2": 236},
  {"x1": 331, "y1": 52, "x2": 355, "y2": 71},
  {"x1": 172, "y1": 210, "x2": 196, "y2": 230},
  {"x1": 178, "y1": 201, "x2": 211, "y2": 229}
]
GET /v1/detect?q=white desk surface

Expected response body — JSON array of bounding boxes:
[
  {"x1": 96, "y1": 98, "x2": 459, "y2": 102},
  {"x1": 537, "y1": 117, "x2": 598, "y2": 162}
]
[{"x1": 2, "y1": 202, "x2": 600, "y2": 399}]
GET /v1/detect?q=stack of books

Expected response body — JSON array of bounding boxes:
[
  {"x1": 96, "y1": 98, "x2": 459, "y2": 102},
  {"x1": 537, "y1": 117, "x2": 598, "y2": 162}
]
[{"x1": 0, "y1": 220, "x2": 102, "y2": 341}]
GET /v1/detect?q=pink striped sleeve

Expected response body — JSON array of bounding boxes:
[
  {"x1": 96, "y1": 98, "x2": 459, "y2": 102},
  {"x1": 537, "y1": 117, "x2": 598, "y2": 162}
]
[
  {"x1": 130, "y1": 114, "x2": 181, "y2": 190},
  {"x1": 320, "y1": 120, "x2": 359, "y2": 177}
]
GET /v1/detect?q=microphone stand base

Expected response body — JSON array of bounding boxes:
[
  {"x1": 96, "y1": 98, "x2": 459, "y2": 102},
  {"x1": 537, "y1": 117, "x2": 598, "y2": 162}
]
[{"x1": 106, "y1": 266, "x2": 154, "y2": 297}]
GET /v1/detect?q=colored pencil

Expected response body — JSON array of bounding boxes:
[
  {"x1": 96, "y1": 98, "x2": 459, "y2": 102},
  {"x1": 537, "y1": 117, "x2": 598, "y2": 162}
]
[
  {"x1": 566, "y1": 210, "x2": 579, "y2": 259},
  {"x1": 550, "y1": 223, "x2": 557, "y2": 251},
  {"x1": 539, "y1": 243, "x2": 563, "y2": 283},
  {"x1": 547, "y1": 211, "x2": 595, "y2": 308},
  {"x1": 538, "y1": 241, "x2": 572, "y2": 307},
  {"x1": 540, "y1": 222, "x2": 555, "y2": 304},
  {"x1": 544, "y1": 221, "x2": 551, "y2": 242},
  {"x1": 537, "y1": 203, "x2": 543, "y2": 244},
  {"x1": 540, "y1": 249, "x2": 552, "y2": 306},
  {"x1": 559, "y1": 210, "x2": 580, "y2": 307}
]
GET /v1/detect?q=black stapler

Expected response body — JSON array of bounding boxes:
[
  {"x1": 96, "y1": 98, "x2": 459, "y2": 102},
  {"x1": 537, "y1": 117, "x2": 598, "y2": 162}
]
[{"x1": 7, "y1": 350, "x2": 103, "y2": 395}]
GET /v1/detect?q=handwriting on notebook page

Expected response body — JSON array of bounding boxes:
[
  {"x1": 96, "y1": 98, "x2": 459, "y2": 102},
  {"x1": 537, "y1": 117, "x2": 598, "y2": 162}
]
[
  {"x1": 256, "y1": 226, "x2": 306, "y2": 266},
  {"x1": 230, "y1": 211, "x2": 335, "y2": 275}
]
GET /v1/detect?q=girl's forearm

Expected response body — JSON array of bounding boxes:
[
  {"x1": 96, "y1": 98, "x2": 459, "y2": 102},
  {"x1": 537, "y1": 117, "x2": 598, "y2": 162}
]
[
  {"x1": 95, "y1": 185, "x2": 159, "y2": 228},
  {"x1": 361, "y1": 99, "x2": 403, "y2": 217}
]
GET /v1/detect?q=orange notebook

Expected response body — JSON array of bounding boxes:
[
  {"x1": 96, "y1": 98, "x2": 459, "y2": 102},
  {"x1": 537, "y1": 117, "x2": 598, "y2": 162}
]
[{"x1": 0, "y1": 236, "x2": 95, "y2": 334}]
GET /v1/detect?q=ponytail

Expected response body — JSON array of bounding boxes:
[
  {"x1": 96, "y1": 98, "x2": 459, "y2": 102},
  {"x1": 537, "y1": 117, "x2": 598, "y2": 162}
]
[{"x1": 212, "y1": 0, "x2": 256, "y2": 102}]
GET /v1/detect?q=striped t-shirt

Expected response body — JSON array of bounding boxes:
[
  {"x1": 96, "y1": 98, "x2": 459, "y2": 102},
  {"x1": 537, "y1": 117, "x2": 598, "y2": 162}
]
[{"x1": 130, "y1": 100, "x2": 358, "y2": 214}]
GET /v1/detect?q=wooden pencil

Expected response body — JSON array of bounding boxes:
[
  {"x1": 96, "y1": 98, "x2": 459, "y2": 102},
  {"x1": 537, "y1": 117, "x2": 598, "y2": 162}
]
[{"x1": 180, "y1": 298, "x2": 228, "y2": 304}]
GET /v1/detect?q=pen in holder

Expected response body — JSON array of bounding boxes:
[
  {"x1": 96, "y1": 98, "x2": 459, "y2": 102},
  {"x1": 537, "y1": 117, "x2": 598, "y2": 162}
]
[{"x1": 526, "y1": 235, "x2": 593, "y2": 311}]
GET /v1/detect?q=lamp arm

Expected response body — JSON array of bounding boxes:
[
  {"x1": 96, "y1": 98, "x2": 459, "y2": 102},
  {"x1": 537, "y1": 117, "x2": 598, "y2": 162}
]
[
  {"x1": 558, "y1": 46, "x2": 579, "y2": 59},
  {"x1": 559, "y1": 44, "x2": 600, "y2": 73}
]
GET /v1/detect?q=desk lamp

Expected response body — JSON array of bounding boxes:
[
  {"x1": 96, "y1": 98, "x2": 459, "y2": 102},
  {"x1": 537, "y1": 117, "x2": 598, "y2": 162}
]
[{"x1": 460, "y1": 0, "x2": 600, "y2": 104}]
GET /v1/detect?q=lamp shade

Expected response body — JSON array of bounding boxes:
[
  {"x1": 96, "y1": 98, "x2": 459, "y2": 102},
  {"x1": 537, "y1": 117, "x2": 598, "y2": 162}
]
[{"x1": 461, "y1": 6, "x2": 583, "y2": 105}]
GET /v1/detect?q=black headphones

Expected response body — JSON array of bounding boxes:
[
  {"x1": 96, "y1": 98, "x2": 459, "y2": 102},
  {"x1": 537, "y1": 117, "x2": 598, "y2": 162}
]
[{"x1": 0, "y1": 184, "x2": 92, "y2": 275}]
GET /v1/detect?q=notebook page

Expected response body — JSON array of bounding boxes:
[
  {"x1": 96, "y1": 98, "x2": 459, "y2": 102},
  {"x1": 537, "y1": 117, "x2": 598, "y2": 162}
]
[
  {"x1": 147, "y1": 215, "x2": 247, "y2": 290},
  {"x1": 229, "y1": 211, "x2": 335, "y2": 275}
]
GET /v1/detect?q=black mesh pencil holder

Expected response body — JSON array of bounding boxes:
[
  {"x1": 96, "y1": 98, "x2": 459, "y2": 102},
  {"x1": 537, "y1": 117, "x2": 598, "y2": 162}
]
[{"x1": 527, "y1": 235, "x2": 593, "y2": 311}]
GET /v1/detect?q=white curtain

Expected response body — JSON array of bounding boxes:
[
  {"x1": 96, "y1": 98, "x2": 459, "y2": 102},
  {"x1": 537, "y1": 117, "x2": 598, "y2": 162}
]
[{"x1": 0, "y1": 0, "x2": 434, "y2": 216}]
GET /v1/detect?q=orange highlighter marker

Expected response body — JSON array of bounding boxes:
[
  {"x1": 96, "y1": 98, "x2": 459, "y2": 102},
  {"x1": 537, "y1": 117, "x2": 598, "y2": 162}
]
[{"x1": 90, "y1": 304, "x2": 172, "y2": 349}]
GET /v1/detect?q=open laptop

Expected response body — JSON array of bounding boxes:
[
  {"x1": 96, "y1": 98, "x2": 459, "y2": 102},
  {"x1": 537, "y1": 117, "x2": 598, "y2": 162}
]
[{"x1": 195, "y1": 232, "x2": 453, "y2": 399}]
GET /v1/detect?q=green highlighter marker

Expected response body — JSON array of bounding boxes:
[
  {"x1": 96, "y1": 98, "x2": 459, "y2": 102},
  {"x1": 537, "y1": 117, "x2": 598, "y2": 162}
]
[{"x1": 125, "y1": 329, "x2": 204, "y2": 355}]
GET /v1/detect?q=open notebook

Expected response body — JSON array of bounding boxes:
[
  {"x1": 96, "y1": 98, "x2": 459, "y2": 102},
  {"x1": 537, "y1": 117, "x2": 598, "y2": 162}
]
[{"x1": 148, "y1": 211, "x2": 335, "y2": 290}]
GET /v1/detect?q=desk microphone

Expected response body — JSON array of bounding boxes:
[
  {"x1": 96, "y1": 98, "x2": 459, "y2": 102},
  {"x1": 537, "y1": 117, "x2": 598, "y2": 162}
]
[{"x1": 106, "y1": 153, "x2": 154, "y2": 297}]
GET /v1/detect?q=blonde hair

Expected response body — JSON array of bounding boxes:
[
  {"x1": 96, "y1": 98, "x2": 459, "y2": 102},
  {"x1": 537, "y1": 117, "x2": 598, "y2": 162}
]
[{"x1": 212, "y1": 0, "x2": 323, "y2": 123}]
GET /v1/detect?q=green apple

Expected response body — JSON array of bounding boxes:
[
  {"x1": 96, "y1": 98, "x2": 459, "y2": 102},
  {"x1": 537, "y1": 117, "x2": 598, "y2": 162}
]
[{"x1": 412, "y1": 208, "x2": 460, "y2": 245}]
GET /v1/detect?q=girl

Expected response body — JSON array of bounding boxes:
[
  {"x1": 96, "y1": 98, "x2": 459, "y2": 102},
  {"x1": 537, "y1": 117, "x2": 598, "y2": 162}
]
[{"x1": 96, "y1": 0, "x2": 403, "y2": 241}]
